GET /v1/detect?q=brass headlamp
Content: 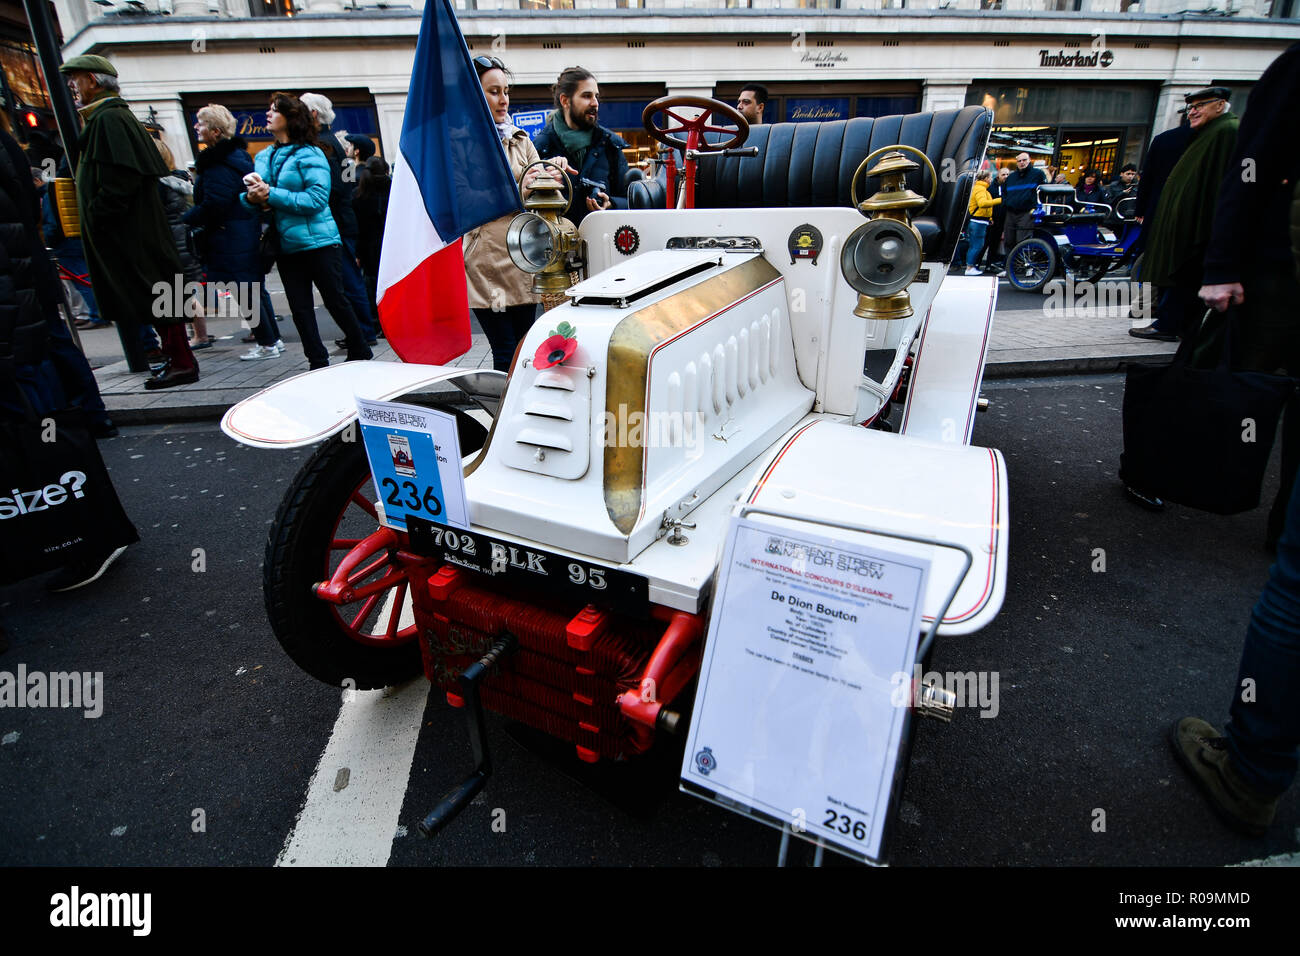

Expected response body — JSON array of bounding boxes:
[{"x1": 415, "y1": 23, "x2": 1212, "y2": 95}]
[
  {"x1": 840, "y1": 145, "x2": 937, "y2": 322},
  {"x1": 506, "y1": 161, "x2": 584, "y2": 307}
]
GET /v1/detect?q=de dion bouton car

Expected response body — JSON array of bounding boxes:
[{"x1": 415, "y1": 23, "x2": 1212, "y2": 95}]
[{"x1": 220, "y1": 98, "x2": 1007, "y2": 861}]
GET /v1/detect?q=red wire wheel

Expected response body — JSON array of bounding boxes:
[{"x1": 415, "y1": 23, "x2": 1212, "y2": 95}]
[
  {"x1": 262, "y1": 411, "x2": 488, "y2": 688},
  {"x1": 323, "y1": 472, "x2": 418, "y2": 649}
]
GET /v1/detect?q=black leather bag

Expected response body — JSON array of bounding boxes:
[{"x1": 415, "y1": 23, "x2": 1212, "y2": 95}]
[
  {"x1": 1120, "y1": 309, "x2": 1297, "y2": 515},
  {"x1": 257, "y1": 218, "x2": 278, "y2": 274},
  {"x1": 0, "y1": 406, "x2": 139, "y2": 584}
]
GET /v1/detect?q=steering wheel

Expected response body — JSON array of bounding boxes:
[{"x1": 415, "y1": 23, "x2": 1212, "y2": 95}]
[
  {"x1": 642, "y1": 95, "x2": 749, "y2": 153},
  {"x1": 849, "y1": 144, "x2": 938, "y2": 213}
]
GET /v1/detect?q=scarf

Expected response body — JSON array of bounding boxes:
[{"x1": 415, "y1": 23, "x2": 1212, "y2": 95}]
[{"x1": 549, "y1": 110, "x2": 593, "y2": 169}]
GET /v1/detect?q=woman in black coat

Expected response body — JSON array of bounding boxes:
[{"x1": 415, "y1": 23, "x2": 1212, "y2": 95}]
[
  {"x1": 183, "y1": 105, "x2": 283, "y2": 360},
  {"x1": 352, "y1": 155, "x2": 390, "y2": 325}
]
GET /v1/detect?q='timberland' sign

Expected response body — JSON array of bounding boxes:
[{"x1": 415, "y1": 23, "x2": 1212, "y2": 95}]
[{"x1": 1039, "y1": 49, "x2": 1115, "y2": 68}]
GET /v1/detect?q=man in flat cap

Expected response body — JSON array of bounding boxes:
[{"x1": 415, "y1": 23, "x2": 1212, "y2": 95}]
[
  {"x1": 1138, "y1": 87, "x2": 1239, "y2": 342},
  {"x1": 1120, "y1": 86, "x2": 1238, "y2": 510},
  {"x1": 59, "y1": 54, "x2": 198, "y2": 388}
]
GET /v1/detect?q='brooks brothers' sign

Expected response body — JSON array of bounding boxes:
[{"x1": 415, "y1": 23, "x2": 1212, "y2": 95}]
[{"x1": 1039, "y1": 49, "x2": 1114, "y2": 68}]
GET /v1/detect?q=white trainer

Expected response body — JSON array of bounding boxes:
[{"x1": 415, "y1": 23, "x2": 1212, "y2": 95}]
[
  {"x1": 272, "y1": 340, "x2": 286, "y2": 353},
  {"x1": 240, "y1": 345, "x2": 281, "y2": 361},
  {"x1": 964, "y1": 267, "x2": 982, "y2": 276}
]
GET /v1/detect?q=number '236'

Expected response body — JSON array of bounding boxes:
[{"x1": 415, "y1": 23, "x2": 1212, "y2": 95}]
[{"x1": 382, "y1": 477, "x2": 442, "y2": 516}]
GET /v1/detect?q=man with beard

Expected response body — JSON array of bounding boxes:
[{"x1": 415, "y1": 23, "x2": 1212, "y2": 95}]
[
  {"x1": 532, "y1": 66, "x2": 628, "y2": 228},
  {"x1": 58, "y1": 55, "x2": 197, "y2": 389}
]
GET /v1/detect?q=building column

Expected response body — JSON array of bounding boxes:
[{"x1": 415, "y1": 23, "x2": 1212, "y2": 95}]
[
  {"x1": 664, "y1": 85, "x2": 715, "y2": 100},
  {"x1": 1153, "y1": 82, "x2": 1196, "y2": 136},
  {"x1": 373, "y1": 92, "x2": 406, "y2": 168},
  {"x1": 170, "y1": 0, "x2": 209, "y2": 15},
  {"x1": 921, "y1": 81, "x2": 971, "y2": 113}
]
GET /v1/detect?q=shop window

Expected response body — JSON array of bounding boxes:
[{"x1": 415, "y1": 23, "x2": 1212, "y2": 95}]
[
  {"x1": 248, "y1": 0, "x2": 295, "y2": 16},
  {"x1": 968, "y1": 81, "x2": 1155, "y2": 127}
]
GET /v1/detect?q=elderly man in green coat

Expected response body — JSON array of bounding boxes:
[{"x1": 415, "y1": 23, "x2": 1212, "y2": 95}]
[
  {"x1": 1140, "y1": 87, "x2": 1240, "y2": 343},
  {"x1": 59, "y1": 54, "x2": 198, "y2": 389}
]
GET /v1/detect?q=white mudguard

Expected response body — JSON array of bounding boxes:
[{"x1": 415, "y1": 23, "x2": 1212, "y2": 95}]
[
  {"x1": 899, "y1": 274, "x2": 997, "y2": 444},
  {"x1": 220, "y1": 361, "x2": 502, "y2": 449},
  {"x1": 741, "y1": 420, "x2": 1008, "y2": 635}
]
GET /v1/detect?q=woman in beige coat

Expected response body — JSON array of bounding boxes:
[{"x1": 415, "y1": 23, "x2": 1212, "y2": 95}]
[{"x1": 464, "y1": 55, "x2": 541, "y2": 371}]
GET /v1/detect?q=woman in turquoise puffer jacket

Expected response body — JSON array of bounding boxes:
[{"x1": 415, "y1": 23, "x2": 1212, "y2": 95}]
[{"x1": 242, "y1": 92, "x2": 371, "y2": 368}]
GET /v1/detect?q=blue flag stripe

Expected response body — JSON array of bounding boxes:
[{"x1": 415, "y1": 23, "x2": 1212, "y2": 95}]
[{"x1": 399, "y1": 0, "x2": 521, "y2": 241}]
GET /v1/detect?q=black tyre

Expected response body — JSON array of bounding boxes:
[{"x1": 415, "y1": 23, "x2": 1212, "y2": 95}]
[
  {"x1": 264, "y1": 409, "x2": 488, "y2": 689},
  {"x1": 1006, "y1": 237, "x2": 1058, "y2": 293}
]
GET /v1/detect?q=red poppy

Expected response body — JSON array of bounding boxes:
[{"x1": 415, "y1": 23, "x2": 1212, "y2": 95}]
[{"x1": 535, "y1": 334, "x2": 577, "y2": 369}]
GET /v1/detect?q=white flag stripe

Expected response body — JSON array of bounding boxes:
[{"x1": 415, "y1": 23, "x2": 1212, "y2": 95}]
[{"x1": 376, "y1": 151, "x2": 450, "y2": 301}]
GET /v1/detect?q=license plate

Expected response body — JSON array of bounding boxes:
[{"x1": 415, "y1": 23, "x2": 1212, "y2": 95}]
[{"x1": 406, "y1": 516, "x2": 649, "y2": 612}]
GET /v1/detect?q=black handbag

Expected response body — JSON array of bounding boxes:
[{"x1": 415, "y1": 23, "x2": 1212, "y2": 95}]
[
  {"x1": 0, "y1": 405, "x2": 139, "y2": 584},
  {"x1": 1120, "y1": 309, "x2": 1297, "y2": 515},
  {"x1": 257, "y1": 217, "x2": 278, "y2": 274}
]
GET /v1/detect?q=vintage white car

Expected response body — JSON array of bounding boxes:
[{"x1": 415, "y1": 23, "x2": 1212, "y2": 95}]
[{"x1": 221, "y1": 100, "x2": 1005, "y2": 859}]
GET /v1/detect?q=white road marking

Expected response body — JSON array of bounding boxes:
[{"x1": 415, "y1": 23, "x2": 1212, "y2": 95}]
[{"x1": 277, "y1": 591, "x2": 429, "y2": 867}]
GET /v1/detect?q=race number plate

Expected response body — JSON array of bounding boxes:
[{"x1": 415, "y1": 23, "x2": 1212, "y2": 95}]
[
  {"x1": 406, "y1": 517, "x2": 649, "y2": 612},
  {"x1": 355, "y1": 397, "x2": 469, "y2": 532}
]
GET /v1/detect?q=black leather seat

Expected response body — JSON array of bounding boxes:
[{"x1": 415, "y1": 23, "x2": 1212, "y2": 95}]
[
  {"x1": 628, "y1": 175, "x2": 666, "y2": 210},
  {"x1": 691, "y1": 106, "x2": 991, "y2": 264}
]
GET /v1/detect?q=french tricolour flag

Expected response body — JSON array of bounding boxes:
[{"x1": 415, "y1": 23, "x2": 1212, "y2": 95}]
[{"x1": 377, "y1": 0, "x2": 522, "y2": 365}]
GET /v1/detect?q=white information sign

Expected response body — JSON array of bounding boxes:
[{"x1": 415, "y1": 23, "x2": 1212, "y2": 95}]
[
  {"x1": 681, "y1": 515, "x2": 930, "y2": 863},
  {"x1": 354, "y1": 397, "x2": 469, "y2": 532}
]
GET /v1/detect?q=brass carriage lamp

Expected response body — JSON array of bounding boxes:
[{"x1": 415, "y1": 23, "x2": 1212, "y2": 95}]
[
  {"x1": 506, "y1": 162, "x2": 583, "y2": 308},
  {"x1": 840, "y1": 147, "x2": 935, "y2": 322}
]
